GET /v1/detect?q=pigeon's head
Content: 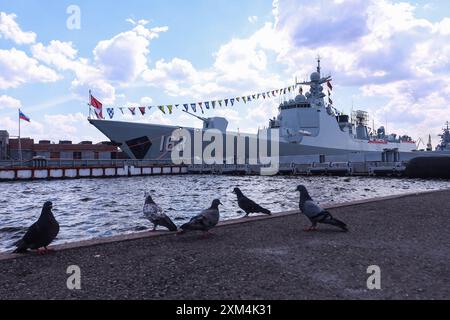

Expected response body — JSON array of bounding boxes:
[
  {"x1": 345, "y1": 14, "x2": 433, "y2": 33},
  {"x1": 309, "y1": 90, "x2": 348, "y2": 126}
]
[
  {"x1": 211, "y1": 199, "x2": 223, "y2": 208},
  {"x1": 144, "y1": 194, "x2": 155, "y2": 204},
  {"x1": 43, "y1": 201, "x2": 53, "y2": 210},
  {"x1": 232, "y1": 187, "x2": 242, "y2": 195},
  {"x1": 296, "y1": 185, "x2": 308, "y2": 193}
]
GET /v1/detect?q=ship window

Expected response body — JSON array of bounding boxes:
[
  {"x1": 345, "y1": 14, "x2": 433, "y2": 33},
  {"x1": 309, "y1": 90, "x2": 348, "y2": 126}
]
[{"x1": 280, "y1": 103, "x2": 311, "y2": 110}]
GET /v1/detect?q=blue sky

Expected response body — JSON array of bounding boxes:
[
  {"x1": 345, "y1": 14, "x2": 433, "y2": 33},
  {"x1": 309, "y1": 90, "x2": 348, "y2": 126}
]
[{"x1": 1, "y1": 0, "x2": 450, "y2": 147}]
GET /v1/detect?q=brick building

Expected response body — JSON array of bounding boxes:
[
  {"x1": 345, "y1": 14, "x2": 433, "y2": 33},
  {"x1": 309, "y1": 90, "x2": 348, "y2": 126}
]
[
  {"x1": 3, "y1": 132, "x2": 127, "y2": 161},
  {"x1": 0, "y1": 130, "x2": 9, "y2": 160}
]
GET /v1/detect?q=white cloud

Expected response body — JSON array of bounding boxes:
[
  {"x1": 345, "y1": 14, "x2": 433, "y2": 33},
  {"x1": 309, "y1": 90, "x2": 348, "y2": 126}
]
[
  {"x1": 140, "y1": 96, "x2": 153, "y2": 105},
  {"x1": 0, "y1": 115, "x2": 44, "y2": 138},
  {"x1": 30, "y1": 23, "x2": 168, "y2": 104},
  {"x1": 0, "y1": 48, "x2": 61, "y2": 89},
  {"x1": 141, "y1": 20, "x2": 285, "y2": 104},
  {"x1": 0, "y1": 95, "x2": 21, "y2": 109},
  {"x1": 433, "y1": 17, "x2": 450, "y2": 36},
  {"x1": 248, "y1": 16, "x2": 258, "y2": 24},
  {"x1": 126, "y1": 18, "x2": 150, "y2": 26},
  {"x1": 93, "y1": 24, "x2": 168, "y2": 83},
  {"x1": 31, "y1": 40, "x2": 116, "y2": 103},
  {"x1": 31, "y1": 40, "x2": 78, "y2": 67},
  {"x1": 0, "y1": 12, "x2": 36, "y2": 45},
  {"x1": 0, "y1": 113, "x2": 106, "y2": 142},
  {"x1": 43, "y1": 113, "x2": 88, "y2": 137}
]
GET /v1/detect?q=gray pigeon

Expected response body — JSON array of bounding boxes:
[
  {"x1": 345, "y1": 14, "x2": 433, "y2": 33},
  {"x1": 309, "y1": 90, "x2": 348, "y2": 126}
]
[
  {"x1": 143, "y1": 194, "x2": 177, "y2": 231},
  {"x1": 296, "y1": 185, "x2": 348, "y2": 232},
  {"x1": 13, "y1": 201, "x2": 60, "y2": 254},
  {"x1": 232, "y1": 187, "x2": 271, "y2": 217},
  {"x1": 179, "y1": 199, "x2": 222, "y2": 237}
]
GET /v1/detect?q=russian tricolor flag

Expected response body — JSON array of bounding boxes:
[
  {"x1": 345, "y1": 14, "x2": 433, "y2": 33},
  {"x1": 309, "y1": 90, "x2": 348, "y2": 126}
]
[{"x1": 19, "y1": 109, "x2": 31, "y2": 122}]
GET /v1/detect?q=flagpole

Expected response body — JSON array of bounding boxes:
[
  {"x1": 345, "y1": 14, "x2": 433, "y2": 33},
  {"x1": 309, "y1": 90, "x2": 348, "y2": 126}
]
[
  {"x1": 88, "y1": 90, "x2": 92, "y2": 119},
  {"x1": 18, "y1": 108, "x2": 22, "y2": 163}
]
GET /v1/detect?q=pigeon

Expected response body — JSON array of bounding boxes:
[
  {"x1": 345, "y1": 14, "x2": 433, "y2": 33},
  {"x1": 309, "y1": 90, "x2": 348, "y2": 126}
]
[
  {"x1": 143, "y1": 194, "x2": 177, "y2": 231},
  {"x1": 179, "y1": 199, "x2": 222, "y2": 237},
  {"x1": 13, "y1": 201, "x2": 60, "y2": 254},
  {"x1": 232, "y1": 187, "x2": 271, "y2": 217},
  {"x1": 295, "y1": 185, "x2": 348, "y2": 232}
]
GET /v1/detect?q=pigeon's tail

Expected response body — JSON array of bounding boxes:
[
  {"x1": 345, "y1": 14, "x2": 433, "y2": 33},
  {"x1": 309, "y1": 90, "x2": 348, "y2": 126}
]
[
  {"x1": 260, "y1": 207, "x2": 271, "y2": 215},
  {"x1": 322, "y1": 213, "x2": 348, "y2": 232},
  {"x1": 161, "y1": 217, "x2": 178, "y2": 232},
  {"x1": 12, "y1": 240, "x2": 28, "y2": 254},
  {"x1": 180, "y1": 222, "x2": 196, "y2": 231}
]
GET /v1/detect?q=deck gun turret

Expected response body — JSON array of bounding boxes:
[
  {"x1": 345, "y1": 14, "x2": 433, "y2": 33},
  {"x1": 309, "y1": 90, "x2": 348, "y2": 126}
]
[{"x1": 182, "y1": 110, "x2": 229, "y2": 133}]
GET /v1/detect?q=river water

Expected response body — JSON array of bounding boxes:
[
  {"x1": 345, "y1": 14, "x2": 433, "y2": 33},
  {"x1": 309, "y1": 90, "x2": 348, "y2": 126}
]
[{"x1": 0, "y1": 175, "x2": 449, "y2": 252}]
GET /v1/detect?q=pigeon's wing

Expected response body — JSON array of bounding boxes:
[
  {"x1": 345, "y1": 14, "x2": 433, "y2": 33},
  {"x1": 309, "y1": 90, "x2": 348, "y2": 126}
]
[
  {"x1": 238, "y1": 197, "x2": 269, "y2": 214},
  {"x1": 155, "y1": 214, "x2": 178, "y2": 231},
  {"x1": 181, "y1": 213, "x2": 208, "y2": 231},
  {"x1": 302, "y1": 200, "x2": 327, "y2": 220},
  {"x1": 200, "y1": 208, "x2": 219, "y2": 229},
  {"x1": 143, "y1": 203, "x2": 163, "y2": 221},
  {"x1": 14, "y1": 222, "x2": 42, "y2": 252}
]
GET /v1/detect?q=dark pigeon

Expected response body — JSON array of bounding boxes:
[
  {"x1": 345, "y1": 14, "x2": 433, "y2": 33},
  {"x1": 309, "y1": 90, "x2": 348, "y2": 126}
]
[
  {"x1": 296, "y1": 185, "x2": 348, "y2": 232},
  {"x1": 143, "y1": 194, "x2": 177, "y2": 231},
  {"x1": 232, "y1": 187, "x2": 271, "y2": 217},
  {"x1": 179, "y1": 199, "x2": 222, "y2": 237},
  {"x1": 13, "y1": 201, "x2": 60, "y2": 254}
]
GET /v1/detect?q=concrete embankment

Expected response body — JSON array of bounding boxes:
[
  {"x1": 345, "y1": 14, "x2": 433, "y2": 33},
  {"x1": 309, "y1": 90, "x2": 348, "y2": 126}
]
[
  {"x1": 0, "y1": 190, "x2": 449, "y2": 299},
  {"x1": 0, "y1": 165, "x2": 187, "y2": 181}
]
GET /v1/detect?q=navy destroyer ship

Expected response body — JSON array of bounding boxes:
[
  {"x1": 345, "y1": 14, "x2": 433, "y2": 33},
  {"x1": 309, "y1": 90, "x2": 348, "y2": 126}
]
[{"x1": 89, "y1": 59, "x2": 418, "y2": 163}]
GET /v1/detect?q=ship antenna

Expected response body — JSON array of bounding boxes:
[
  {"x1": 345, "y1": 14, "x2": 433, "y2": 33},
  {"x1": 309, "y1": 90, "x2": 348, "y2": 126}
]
[{"x1": 317, "y1": 55, "x2": 321, "y2": 75}]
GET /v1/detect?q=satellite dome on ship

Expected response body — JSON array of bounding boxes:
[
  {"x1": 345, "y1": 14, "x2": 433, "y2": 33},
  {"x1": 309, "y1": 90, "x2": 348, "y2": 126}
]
[
  {"x1": 295, "y1": 94, "x2": 306, "y2": 103},
  {"x1": 310, "y1": 72, "x2": 320, "y2": 81}
]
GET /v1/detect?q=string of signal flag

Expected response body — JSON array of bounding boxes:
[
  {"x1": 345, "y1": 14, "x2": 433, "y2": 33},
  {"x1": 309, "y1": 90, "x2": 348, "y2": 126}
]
[{"x1": 88, "y1": 80, "x2": 333, "y2": 120}]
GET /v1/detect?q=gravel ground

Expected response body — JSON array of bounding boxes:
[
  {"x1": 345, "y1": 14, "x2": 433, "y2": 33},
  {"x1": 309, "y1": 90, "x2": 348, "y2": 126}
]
[{"x1": 0, "y1": 190, "x2": 449, "y2": 300}]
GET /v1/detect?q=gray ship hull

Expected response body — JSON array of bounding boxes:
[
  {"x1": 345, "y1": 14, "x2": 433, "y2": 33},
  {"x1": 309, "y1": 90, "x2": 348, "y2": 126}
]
[{"x1": 89, "y1": 119, "x2": 421, "y2": 164}]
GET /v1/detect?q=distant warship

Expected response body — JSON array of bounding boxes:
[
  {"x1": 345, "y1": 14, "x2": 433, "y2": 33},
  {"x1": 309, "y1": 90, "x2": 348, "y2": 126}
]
[
  {"x1": 436, "y1": 122, "x2": 450, "y2": 152},
  {"x1": 89, "y1": 59, "x2": 418, "y2": 163}
]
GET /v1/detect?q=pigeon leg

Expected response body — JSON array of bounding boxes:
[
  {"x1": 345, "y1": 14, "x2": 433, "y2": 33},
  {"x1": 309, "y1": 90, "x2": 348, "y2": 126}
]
[
  {"x1": 44, "y1": 247, "x2": 55, "y2": 253},
  {"x1": 201, "y1": 231, "x2": 214, "y2": 239},
  {"x1": 152, "y1": 224, "x2": 157, "y2": 231},
  {"x1": 304, "y1": 224, "x2": 318, "y2": 232}
]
